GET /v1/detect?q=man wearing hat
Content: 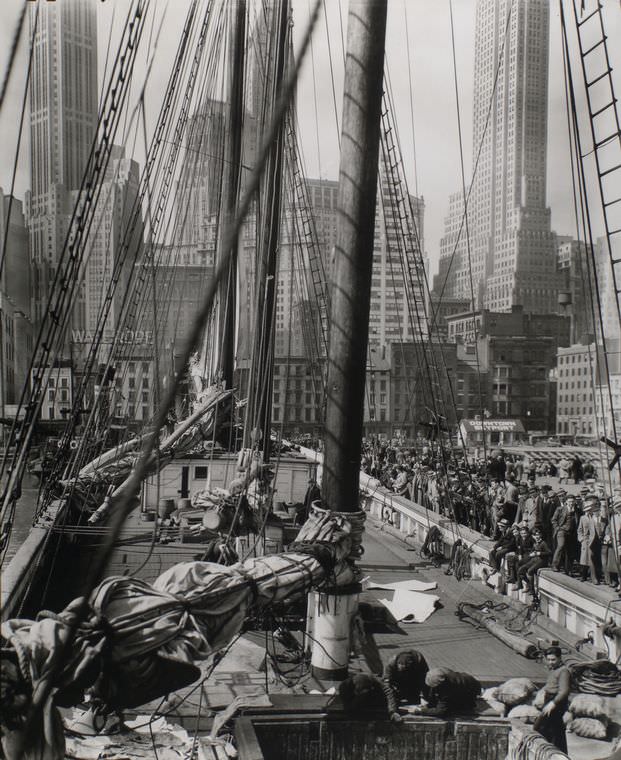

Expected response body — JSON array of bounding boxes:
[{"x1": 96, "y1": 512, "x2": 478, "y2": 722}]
[
  {"x1": 416, "y1": 668, "x2": 481, "y2": 717},
  {"x1": 577, "y1": 494, "x2": 605, "y2": 584},
  {"x1": 551, "y1": 495, "x2": 578, "y2": 574},
  {"x1": 516, "y1": 527, "x2": 551, "y2": 593},
  {"x1": 516, "y1": 486, "x2": 541, "y2": 531},
  {"x1": 489, "y1": 518, "x2": 517, "y2": 574}
]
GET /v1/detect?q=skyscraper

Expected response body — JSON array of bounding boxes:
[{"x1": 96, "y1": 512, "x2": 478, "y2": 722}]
[
  {"x1": 369, "y1": 168, "x2": 426, "y2": 348},
  {"x1": 79, "y1": 146, "x2": 142, "y2": 337},
  {"x1": 438, "y1": 0, "x2": 561, "y2": 314},
  {"x1": 27, "y1": 0, "x2": 98, "y2": 327}
]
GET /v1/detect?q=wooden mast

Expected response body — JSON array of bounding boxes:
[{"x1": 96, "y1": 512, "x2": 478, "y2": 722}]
[
  {"x1": 218, "y1": 0, "x2": 246, "y2": 393},
  {"x1": 322, "y1": 0, "x2": 387, "y2": 513},
  {"x1": 244, "y1": 0, "x2": 290, "y2": 462}
]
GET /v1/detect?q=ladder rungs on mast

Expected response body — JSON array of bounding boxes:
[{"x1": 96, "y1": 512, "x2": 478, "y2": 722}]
[
  {"x1": 576, "y1": 4, "x2": 602, "y2": 28},
  {"x1": 591, "y1": 99, "x2": 616, "y2": 119},
  {"x1": 583, "y1": 36, "x2": 606, "y2": 57},
  {"x1": 594, "y1": 131, "x2": 621, "y2": 151},
  {"x1": 586, "y1": 67, "x2": 613, "y2": 89}
]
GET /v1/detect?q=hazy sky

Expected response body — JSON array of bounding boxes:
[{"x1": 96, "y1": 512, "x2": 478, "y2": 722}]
[{"x1": 1, "y1": 0, "x2": 620, "y2": 275}]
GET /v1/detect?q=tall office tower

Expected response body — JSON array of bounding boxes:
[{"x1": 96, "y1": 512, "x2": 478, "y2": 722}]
[
  {"x1": 438, "y1": 0, "x2": 561, "y2": 314},
  {"x1": 79, "y1": 146, "x2": 141, "y2": 337},
  {"x1": 27, "y1": 0, "x2": 98, "y2": 328},
  {"x1": 368, "y1": 167, "x2": 426, "y2": 348}
]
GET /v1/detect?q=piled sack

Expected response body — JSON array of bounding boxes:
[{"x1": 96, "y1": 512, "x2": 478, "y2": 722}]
[
  {"x1": 482, "y1": 678, "x2": 538, "y2": 718},
  {"x1": 566, "y1": 694, "x2": 608, "y2": 740},
  {"x1": 507, "y1": 704, "x2": 540, "y2": 724},
  {"x1": 495, "y1": 678, "x2": 538, "y2": 707}
]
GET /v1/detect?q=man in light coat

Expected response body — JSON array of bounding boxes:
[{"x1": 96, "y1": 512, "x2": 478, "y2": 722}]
[
  {"x1": 577, "y1": 495, "x2": 605, "y2": 584},
  {"x1": 516, "y1": 487, "x2": 541, "y2": 531}
]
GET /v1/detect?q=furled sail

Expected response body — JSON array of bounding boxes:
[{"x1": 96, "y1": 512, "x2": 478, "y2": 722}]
[{"x1": 0, "y1": 508, "x2": 360, "y2": 760}]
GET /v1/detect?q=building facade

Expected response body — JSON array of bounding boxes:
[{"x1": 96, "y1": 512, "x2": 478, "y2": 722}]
[
  {"x1": 556, "y1": 343, "x2": 598, "y2": 437},
  {"x1": 446, "y1": 306, "x2": 571, "y2": 433},
  {"x1": 112, "y1": 352, "x2": 155, "y2": 427},
  {"x1": 33, "y1": 362, "x2": 73, "y2": 422},
  {"x1": 438, "y1": 0, "x2": 562, "y2": 314},
  {"x1": 556, "y1": 237, "x2": 596, "y2": 345}
]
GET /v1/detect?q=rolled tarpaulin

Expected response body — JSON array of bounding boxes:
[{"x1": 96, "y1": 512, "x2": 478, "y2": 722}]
[{"x1": 457, "y1": 602, "x2": 538, "y2": 659}]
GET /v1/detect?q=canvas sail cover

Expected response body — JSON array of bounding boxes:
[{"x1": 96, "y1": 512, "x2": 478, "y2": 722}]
[{"x1": 0, "y1": 509, "x2": 359, "y2": 760}]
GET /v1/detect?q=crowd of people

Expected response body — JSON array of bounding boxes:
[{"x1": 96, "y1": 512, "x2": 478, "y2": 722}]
[{"x1": 361, "y1": 440, "x2": 621, "y2": 591}]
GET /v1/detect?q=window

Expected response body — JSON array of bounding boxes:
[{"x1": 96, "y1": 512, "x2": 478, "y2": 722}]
[
  {"x1": 61, "y1": 378, "x2": 68, "y2": 388},
  {"x1": 194, "y1": 466, "x2": 208, "y2": 479},
  {"x1": 48, "y1": 407, "x2": 55, "y2": 419}
]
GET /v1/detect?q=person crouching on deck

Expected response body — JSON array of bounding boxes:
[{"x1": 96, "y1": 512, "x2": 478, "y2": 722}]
[
  {"x1": 410, "y1": 668, "x2": 481, "y2": 717},
  {"x1": 382, "y1": 649, "x2": 429, "y2": 715}
]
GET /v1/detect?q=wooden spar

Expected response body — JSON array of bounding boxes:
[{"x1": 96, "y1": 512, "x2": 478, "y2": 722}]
[
  {"x1": 218, "y1": 0, "x2": 246, "y2": 392},
  {"x1": 322, "y1": 0, "x2": 387, "y2": 514},
  {"x1": 459, "y1": 605, "x2": 538, "y2": 659},
  {"x1": 243, "y1": 0, "x2": 290, "y2": 462}
]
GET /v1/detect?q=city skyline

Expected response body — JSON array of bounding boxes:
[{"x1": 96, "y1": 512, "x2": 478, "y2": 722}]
[{"x1": 1, "y1": 0, "x2": 620, "y2": 279}]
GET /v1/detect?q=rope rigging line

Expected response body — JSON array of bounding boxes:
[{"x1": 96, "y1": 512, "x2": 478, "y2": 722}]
[
  {"x1": 559, "y1": 26, "x2": 616, "y2": 491},
  {"x1": 14, "y1": 3, "x2": 325, "y2": 739},
  {"x1": 430, "y1": 0, "x2": 515, "y2": 334},
  {"x1": 560, "y1": 0, "x2": 621, "y2": 485},
  {"x1": 378, "y1": 75, "x2": 483, "y2": 537},
  {"x1": 34, "y1": 7, "x2": 228, "y2": 580},
  {"x1": 448, "y1": 0, "x2": 489, "y2": 469},
  {"x1": 0, "y1": 3, "x2": 38, "y2": 286},
  {"x1": 10, "y1": 0, "x2": 217, "y2": 592},
  {"x1": 32, "y1": 0, "x2": 210, "y2": 523},
  {"x1": 0, "y1": 0, "x2": 27, "y2": 114},
  {"x1": 0, "y1": 0, "x2": 150, "y2": 559}
]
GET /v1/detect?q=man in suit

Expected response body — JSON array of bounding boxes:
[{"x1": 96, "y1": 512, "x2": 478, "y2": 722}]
[
  {"x1": 551, "y1": 494, "x2": 577, "y2": 574},
  {"x1": 516, "y1": 487, "x2": 541, "y2": 531},
  {"x1": 577, "y1": 495, "x2": 605, "y2": 584}
]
